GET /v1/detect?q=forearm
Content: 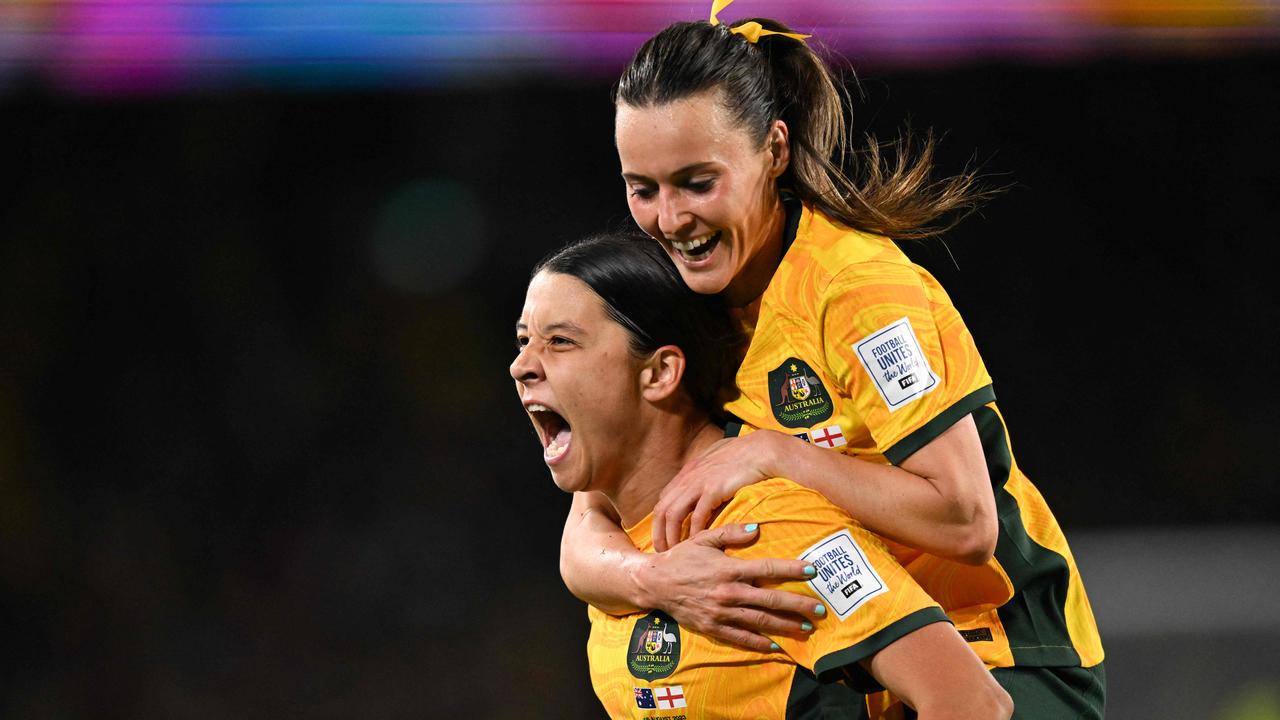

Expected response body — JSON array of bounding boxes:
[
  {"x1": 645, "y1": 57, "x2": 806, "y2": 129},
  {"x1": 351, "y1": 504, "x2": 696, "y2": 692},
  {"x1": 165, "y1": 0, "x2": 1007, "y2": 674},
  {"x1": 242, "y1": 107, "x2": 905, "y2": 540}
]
[
  {"x1": 560, "y1": 491, "x2": 651, "y2": 613},
  {"x1": 760, "y1": 427, "x2": 997, "y2": 564},
  {"x1": 866, "y1": 622, "x2": 1013, "y2": 720}
]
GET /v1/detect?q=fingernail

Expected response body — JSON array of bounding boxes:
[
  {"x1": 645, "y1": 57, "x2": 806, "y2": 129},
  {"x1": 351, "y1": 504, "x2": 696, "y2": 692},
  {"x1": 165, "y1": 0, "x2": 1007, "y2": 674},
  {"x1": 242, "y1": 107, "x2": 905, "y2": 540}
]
[
  {"x1": 803, "y1": 565, "x2": 816, "y2": 577},
  {"x1": 744, "y1": 523, "x2": 758, "y2": 533},
  {"x1": 801, "y1": 622, "x2": 814, "y2": 632},
  {"x1": 769, "y1": 642, "x2": 780, "y2": 651},
  {"x1": 814, "y1": 604, "x2": 827, "y2": 616}
]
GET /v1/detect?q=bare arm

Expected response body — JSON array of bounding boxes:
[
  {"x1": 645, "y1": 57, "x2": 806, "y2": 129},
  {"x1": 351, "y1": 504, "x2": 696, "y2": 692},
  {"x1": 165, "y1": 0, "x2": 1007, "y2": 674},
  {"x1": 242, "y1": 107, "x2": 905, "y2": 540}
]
[
  {"x1": 770, "y1": 416, "x2": 997, "y2": 563},
  {"x1": 559, "y1": 491, "x2": 644, "y2": 613},
  {"x1": 654, "y1": 417, "x2": 998, "y2": 564},
  {"x1": 560, "y1": 491, "x2": 824, "y2": 651},
  {"x1": 864, "y1": 622, "x2": 1012, "y2": 720}
]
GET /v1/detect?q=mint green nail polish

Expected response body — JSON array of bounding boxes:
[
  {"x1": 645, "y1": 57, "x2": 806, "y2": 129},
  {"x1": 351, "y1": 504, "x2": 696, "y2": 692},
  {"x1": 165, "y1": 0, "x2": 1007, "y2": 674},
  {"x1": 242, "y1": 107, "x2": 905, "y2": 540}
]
[
  {"x1": 801, "y1": 622, "x2": 814, "y2": 632},
  {"x1": 803, "y1": 565, "x2": 816, "y2": 577},
  {"x1": 744, "y1": 523, "x2": 758, "y2": 533},
  {"x1": 769, "y1": 642, "x2": 780, "y2": 651},
  {"x1": 814, "y1": 604, "x2": 827, "y2": 616}
]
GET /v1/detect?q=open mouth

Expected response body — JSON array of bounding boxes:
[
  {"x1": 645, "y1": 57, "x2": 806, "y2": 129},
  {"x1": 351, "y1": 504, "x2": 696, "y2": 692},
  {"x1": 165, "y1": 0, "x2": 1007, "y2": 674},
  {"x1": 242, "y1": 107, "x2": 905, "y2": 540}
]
[
  {"x1": 669, "y1": 231, "x2": 721, "y2": 262},
  {"x1": 526, "y1": 403, "x2": 572, "y2": 463}
]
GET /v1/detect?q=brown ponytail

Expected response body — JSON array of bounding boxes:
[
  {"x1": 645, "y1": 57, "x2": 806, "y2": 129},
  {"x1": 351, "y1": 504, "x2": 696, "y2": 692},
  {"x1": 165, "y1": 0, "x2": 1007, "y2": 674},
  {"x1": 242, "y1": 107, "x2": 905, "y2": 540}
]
[{"x1": 616, "y1": 18, "x2": 995, "y2": 240}]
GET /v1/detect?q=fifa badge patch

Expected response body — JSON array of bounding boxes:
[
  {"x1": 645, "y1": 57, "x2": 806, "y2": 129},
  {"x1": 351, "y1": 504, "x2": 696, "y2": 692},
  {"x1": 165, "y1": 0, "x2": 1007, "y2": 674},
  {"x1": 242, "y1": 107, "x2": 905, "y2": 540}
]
[
  {"x1": 852, "y1": 317, "x2": 939, "y2": 412},
  {"x1": 627, "y1": 611, "x2": 681, "y2": 680},
  {"x1": 799, "y1": 530, "x2": 888, "y2": 619},
  {"x1": 767, "y1": 357, "x2": 834, "y2": 429}
]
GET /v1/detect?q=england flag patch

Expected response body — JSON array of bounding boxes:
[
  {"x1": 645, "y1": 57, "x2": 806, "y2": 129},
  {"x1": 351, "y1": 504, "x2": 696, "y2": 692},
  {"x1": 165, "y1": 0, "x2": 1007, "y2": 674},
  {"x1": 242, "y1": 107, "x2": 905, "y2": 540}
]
[
  {"x1": 653, "y1": 685, "x2": 687, "y2": 709},
  {"x1": 811, "y1": 424, "x2": 846, "y2": 449}
]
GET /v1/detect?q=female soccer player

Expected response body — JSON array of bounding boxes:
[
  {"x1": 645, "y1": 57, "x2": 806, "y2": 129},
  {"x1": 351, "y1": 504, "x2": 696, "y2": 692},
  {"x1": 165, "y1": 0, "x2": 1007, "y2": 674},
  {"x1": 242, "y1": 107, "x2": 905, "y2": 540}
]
[
  {"x1": 513, "y1": 233, "x2": 1011, "y2": 719},
  {"x1": 560, "y1": 2, "x2": 1105, "y2": 717}
]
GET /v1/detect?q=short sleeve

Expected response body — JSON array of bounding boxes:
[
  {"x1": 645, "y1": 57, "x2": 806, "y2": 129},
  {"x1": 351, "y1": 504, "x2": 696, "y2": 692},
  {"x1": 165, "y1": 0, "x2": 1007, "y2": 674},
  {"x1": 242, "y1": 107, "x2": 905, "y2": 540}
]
[
  {"x1": 820, "y1": 262, "x2": 995, "y2": 464},
  {"x1": 719, "y1": 480, "x2": 949, "y2": 690}
]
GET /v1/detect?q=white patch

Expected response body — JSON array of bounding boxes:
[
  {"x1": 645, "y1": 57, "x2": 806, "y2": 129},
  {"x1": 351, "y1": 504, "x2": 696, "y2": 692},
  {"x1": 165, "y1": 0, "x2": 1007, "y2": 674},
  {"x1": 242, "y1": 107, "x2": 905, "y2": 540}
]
[
  {"x1": 800, "y1": 530, "x2": 887, "y2": 620},
  {"x1": 852, "y1": 317, "x2": 939, "y2": 412},
  {"x1": 811, "y1": 424, "x2": 846, "y2": 449},
  {"x1": 653, "y1": 685, "x2": 687, "y2": 709}
]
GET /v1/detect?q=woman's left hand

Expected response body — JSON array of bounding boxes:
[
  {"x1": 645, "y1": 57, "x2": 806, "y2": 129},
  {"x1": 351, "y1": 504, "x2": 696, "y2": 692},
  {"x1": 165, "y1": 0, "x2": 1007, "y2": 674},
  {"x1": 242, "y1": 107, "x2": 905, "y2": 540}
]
[{"x1": 652, "y1": 431, "x2": 786, "y2": 552}]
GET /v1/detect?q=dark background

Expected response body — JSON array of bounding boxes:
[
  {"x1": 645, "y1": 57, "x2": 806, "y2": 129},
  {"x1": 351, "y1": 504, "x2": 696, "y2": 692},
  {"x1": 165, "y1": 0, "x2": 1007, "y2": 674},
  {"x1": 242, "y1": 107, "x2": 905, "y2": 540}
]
[{"x1": 3, "y1": 52, "x2": 1279, "y2": 717}]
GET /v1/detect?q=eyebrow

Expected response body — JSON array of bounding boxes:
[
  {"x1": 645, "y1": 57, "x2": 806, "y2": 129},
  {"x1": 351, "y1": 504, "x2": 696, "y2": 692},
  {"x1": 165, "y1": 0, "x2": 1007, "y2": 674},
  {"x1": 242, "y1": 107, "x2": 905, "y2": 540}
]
[
  {"x1": 515, "y1": 320, "x2": 587, "y2": 335},
  {"x1": 621, "y1": 161, "x2": 718, "y2": 183}
]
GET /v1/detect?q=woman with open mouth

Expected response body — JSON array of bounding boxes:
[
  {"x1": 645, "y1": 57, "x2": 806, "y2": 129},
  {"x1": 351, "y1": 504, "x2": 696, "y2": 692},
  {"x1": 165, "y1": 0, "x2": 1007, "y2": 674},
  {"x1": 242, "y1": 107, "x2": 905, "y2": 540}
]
[
  {"x1": 512, "y1": 232, "x2": 1011, "y2": 718},
  {"x1": 560, "y1": 2, "x2": 1105, "y2": 718}
]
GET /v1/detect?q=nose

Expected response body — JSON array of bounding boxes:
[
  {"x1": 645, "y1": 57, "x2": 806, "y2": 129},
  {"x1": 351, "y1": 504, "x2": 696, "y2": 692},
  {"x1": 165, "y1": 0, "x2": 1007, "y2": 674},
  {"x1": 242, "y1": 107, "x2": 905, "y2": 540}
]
[
  {"x1": 509, "y1": 344, "x2": 542, "y2": 384},
  {"x1": 656, "y1": 188, "x2": 692, "y2": 238}
]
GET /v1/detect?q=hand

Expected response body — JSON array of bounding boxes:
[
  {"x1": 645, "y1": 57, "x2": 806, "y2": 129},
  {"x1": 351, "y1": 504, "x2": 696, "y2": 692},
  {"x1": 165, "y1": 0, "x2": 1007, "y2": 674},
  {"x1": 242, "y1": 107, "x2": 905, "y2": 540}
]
[
  {"x1": 652, "y1": 432, "x2": 784, "y2": 552},
  {"x1": 634, "y1": 524, "x2": 824, "y2": 652}
]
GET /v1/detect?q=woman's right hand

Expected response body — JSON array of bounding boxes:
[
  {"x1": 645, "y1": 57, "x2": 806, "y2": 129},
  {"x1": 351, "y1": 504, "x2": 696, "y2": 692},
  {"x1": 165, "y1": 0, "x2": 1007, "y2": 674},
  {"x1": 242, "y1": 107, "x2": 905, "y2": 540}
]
[{"x1": 632, "y1": 523, "x2": 826, "y2": 652}]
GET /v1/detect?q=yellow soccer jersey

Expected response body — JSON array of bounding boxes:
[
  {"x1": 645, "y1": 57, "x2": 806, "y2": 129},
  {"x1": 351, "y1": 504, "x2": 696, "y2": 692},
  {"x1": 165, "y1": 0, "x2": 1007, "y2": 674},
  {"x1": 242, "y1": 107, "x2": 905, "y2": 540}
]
[
  {"x1": 723, "y1": 200, "x2": 1103, "y2": 671},
  {"x1": 586, "y1": 478, "x2": 949, "y2": 719}
]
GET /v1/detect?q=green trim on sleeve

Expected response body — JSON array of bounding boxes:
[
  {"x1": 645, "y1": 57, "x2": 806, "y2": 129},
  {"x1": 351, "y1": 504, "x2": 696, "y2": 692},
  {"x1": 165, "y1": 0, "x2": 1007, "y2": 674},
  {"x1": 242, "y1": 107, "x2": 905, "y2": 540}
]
[
  {"x1": 884, "y1": 385, "x2": 996, "y2": 465},
  {"x1": 812, "y1": 606, "x2": 951, "y2": 692},
  {"x1": 784, "y1": 667, "x2": 869, "y2": 719}
]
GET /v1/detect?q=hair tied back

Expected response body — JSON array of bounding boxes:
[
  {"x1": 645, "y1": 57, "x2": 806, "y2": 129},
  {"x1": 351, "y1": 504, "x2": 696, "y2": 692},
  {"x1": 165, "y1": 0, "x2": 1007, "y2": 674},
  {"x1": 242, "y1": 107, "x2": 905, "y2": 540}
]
[{"x1": 709, "y1": 0, "x2": 811, "y2": 43}]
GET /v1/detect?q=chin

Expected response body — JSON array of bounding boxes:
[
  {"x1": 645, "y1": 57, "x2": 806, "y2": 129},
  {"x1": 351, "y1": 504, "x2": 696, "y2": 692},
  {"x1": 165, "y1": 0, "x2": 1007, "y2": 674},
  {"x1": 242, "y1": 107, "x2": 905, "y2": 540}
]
[
  {"x1": 549, "y1": 468, "x2": 586, "y2": 494},
  {"x1": 678, "y1": 268, "x2": 729, "y2": 297}
]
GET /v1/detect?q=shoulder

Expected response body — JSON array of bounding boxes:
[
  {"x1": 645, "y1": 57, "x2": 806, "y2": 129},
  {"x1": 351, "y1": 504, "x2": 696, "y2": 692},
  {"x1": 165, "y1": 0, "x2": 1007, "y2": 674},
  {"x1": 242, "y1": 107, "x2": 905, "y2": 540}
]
[
  {"x1": 798, "y1": 207, "x2": 910, "y2": 270},
  {"x1": 715, "y1": 477, "x2": 856, "y2": 530},
  {"x1": 785, "y1": 207, "x2": 927, "y2": 300}
]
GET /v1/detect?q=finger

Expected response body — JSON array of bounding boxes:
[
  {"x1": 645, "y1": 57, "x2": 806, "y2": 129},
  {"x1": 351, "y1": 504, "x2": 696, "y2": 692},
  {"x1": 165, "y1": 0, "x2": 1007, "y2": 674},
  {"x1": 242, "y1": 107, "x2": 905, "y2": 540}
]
[
  {"x1": 651, "y1": 504, "x2": 670, "y2": 553},
  {"x1": 654, "y1": 503, "x2": 678, "y2": 552},
  {"x1": 687, "y1": 493, "x2": 719, "y2": 539},
  {"x1": 662, "y1": 492, "x2": 694, "y2": 550},
  {"x1": 651, "y1": 486, "x2": 690, "y2": 552},
  {"x1": 733, "y1": 556, "x2": 819, "y2": 585},
  {"x1": 666, "y1": 510, "x2": 688, "y2": 551},
  {"x1": 696, "y1": 622, "x2": 779, "y2": 653},
  {"x1": 722, "y1": 606, "x2": 814, "y2": 637},
  {"x1": 689, "y1": 523, "x2": 757, "y2": 550},
  {"x1": 733, "y1": 585, "x2": 827, "y2": 624}
]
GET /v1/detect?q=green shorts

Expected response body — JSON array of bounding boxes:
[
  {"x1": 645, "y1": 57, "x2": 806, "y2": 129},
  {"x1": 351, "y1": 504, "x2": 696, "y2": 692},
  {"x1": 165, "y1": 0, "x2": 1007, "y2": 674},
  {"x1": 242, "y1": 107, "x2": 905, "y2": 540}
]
[
  {"x1": 990, "y1": 663, "x2": 1106, "y2": 719},
  {"x1": 894, "y1": 664, "x2": 1105, "y2": 719}
]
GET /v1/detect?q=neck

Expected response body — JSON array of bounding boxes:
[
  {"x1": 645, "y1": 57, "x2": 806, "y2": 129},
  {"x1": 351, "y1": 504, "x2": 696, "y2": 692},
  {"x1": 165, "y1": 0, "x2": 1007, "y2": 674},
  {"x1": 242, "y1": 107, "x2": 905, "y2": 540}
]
[
  {"x1": 605, "y1": 412, "x2": 724, "y2": 529},
  {"x1": 723, "y1": 190, "x2": 785, "y2": 308}
]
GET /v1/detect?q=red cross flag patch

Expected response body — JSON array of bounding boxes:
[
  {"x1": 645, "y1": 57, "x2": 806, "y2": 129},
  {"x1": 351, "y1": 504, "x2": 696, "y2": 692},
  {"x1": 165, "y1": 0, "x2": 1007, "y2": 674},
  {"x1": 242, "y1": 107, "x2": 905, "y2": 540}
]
[
  {"x1": 653, "y1": 685, "x2": 687, "y2": 709},
  {"x1": 811, "y1": 424, "x2": 846, "y2": 449}
]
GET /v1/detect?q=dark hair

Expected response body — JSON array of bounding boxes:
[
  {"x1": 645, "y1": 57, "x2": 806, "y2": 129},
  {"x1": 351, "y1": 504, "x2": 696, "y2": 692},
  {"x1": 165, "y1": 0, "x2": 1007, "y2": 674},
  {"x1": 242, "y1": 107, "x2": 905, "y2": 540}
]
[
  {"x1": 615, "y1": 19, "x2": 994, "y2": 240},
  {"x1": 533, "y1": 231, "x2": 740, "y2": 421}
]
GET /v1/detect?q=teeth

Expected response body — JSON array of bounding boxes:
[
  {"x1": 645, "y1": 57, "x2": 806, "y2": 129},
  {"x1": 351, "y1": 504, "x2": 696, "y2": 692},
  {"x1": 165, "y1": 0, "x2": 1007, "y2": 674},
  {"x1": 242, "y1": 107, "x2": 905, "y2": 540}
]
[
  {"x1": 546, "y1": 436, "x2": 569, "y2": 458},
  {"x1": 527, "y1": 403, "x2": 550, "y2": 413},
  {"x1": 671, "y1": 232, "x2": 717, "y2": 253}
]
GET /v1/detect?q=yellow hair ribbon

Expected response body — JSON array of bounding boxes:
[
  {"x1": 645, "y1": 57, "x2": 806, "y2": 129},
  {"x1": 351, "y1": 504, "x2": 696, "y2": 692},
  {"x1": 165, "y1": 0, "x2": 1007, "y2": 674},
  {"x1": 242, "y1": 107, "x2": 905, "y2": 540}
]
[{"x1": 709, "y1": 0, "x2": 811, "y2": 44}]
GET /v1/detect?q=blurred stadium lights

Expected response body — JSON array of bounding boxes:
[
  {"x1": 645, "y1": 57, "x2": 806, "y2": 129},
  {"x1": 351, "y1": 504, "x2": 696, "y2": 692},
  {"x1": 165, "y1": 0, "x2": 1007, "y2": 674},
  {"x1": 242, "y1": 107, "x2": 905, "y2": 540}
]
[
  {"x1": 1070, "y1": 527, "x2": 1280, "y2": 719},
  {"x1": 1, "y1": 0, "x2": 1278, "y2": 94},
  {"x1": 1071, "y1": 526, "x2": 1280, "y2": 637}
]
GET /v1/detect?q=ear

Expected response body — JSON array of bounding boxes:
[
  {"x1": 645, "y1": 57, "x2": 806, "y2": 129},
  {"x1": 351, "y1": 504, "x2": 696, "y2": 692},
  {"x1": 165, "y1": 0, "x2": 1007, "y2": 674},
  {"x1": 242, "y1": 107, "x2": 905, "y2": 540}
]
[
  {"x1": 639, "y1": 345, "x2": 687, "y2": 403},
  {"x1": 765, "y1": 119, "x2": 791, "y2": 179}
]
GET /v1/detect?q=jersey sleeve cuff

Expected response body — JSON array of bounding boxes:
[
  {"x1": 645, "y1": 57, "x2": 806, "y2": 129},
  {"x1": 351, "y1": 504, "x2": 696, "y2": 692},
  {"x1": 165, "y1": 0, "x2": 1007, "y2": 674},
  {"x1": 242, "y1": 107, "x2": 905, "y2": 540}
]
[
  {"x1": 884, "y1": 384, "x2": 996, "y2": 465},
  {"x1": 812, "y1": 606, "x2": 952, "y2": 692}
]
